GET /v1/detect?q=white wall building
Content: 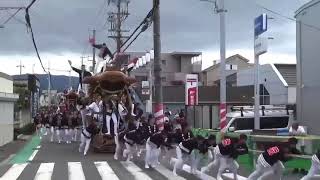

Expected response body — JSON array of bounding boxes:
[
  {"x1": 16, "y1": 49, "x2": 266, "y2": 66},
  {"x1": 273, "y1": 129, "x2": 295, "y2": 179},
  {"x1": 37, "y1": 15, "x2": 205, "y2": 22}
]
[
  {"x1": 237, "y1": 64, "x2": 296, "y2": 105},
  {"x1": 295, "y1": 0, "x2": 320, "y2": 135},
  {"x1": 0, "y1": 72, "x2": 18, "y2": 146}
]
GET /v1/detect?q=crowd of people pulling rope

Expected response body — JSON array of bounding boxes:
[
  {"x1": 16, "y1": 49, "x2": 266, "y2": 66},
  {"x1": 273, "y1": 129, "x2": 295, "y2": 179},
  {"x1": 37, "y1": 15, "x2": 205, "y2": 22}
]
[{"x1": 32, "y1": 58, "x2": 320, "y2": 180}]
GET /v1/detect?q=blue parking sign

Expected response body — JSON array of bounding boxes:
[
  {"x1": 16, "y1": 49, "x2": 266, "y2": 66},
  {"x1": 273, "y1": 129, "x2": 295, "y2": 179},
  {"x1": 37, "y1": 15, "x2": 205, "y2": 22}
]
[{"x1": 254, "y1": 14, "x2": 268, "y2": 37}]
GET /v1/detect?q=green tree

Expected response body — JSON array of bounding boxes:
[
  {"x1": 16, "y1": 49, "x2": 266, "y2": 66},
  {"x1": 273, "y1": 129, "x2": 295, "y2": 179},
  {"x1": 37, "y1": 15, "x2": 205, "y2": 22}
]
[{"x1": 13, "y1": 83, "x2": 31, "y2": 110}]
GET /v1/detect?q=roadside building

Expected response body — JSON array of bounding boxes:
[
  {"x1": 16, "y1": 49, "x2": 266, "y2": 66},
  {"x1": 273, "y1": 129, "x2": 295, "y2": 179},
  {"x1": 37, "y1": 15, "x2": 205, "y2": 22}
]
[
  {"x1": 12, "y1": 74, "x2": 40, "y2": 128},
  {"x1": 128, "y1": 51, "x2": 202, "y2": 86},
  {"x1": 295, "y1": 0, "x2": 320, "y2": 135},
  {"x1": 0, "y1": 72, "x2": 19, "y2": 146},
  {"x1": 237, "y1": 63, "x2": 297, "y2": 105},
  {"x1": 201, "y1": 54, "x2": 253, "y2": 86},
  {"x1": 137, "y1": 85, "x2": 253, "y2": 129}
]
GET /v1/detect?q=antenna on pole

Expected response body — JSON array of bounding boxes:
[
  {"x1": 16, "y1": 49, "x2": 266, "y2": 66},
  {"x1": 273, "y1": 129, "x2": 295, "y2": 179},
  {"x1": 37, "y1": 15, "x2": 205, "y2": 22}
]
[{"x1": 16, "y1": 60, "x2": 25, "y2": 75}]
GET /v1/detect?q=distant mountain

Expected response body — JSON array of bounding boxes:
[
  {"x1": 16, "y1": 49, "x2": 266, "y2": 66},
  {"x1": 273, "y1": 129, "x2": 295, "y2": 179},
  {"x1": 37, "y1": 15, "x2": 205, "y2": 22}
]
[{"x1": 35, "y1": 74, "x2": 79, "y2": 92}]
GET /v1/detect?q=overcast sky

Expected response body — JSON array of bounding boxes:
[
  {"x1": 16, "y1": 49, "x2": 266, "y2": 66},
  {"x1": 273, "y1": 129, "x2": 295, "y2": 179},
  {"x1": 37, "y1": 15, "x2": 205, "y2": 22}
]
[{"x1": 0, "y1": 0, "x2": 311, "y2": 76}]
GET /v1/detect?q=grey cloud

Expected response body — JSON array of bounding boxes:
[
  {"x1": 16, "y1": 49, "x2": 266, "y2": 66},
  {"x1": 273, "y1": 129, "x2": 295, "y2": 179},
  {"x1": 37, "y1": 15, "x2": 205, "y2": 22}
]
[{"x1": 0, "y1": 0, "x2": 309, "y2": 56}]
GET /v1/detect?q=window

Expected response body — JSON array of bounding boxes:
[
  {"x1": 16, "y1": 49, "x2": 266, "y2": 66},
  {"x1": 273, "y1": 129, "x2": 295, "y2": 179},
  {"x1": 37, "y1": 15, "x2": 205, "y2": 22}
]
[
  {"x1": 230, "y1": 118, "x2": 254, "y2": 130},
  {"x1": 162, "y1": 60, "x2": 166, "y2": 65},
  {"x1": 260, "y1": 116, "x2": 289, "y2": 129}
]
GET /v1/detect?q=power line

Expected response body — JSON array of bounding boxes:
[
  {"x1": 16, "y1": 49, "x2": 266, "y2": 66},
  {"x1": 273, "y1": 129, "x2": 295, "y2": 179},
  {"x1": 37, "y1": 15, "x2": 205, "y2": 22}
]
[
  {"x1": 25, "y1": 0, "x2": 47, "y2": 73},
  {"x1": 102, "y1": 6, "x2": 154, "y2": 65},
  {"x1": 99, "y1": 3, "x2": 155, "y2": 67},
  {"x1": 122, "y1": 22, "x2": 152, "y2": 52},
  {"x1": 24, "y1": 0, "x2": 54, "y2": 90},
  {"x1": 120, "y1": 7, "x2": 154, "y2": 49},
  {"x1": 5, "y1": 9, "x2": 26, "y2": 25},
  {"x1": 251, "y1": 0, "x2": 320, "y2": 32},
  {"x1": 1, "y1": 7, "x2": 22, "y2": 25}
]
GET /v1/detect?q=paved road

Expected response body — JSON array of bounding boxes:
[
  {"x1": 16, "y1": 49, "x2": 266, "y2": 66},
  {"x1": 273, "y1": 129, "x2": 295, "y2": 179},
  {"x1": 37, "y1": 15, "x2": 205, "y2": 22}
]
[{"x1": 0, "y1": 132, "x2": 308, "y2": 180}]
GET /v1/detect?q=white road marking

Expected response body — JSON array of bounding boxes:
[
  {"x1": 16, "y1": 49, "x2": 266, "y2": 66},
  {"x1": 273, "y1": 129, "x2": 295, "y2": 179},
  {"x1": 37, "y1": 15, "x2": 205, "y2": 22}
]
[
  {"x1": 34, "y1": 163, "x2": 55, "y2": 180},
  {"x1": 68, "y1": 162, "x2": 85, "y2": 180},
  {"x1": 0, "y1": 163, "x2": 28, "y2": 180},
  {"x1": 222, "y1": 173, "x2": 247, "y2": 180},
  {"x1": 154, "y1": 164, "x2": 186, "y2": 180},
  {"x1": 94, "y1": 161, "x2": 119, "y2": 180},
  {"x1": 120, "y1": 161, "x2": 152, "y2": 180},
  {"x1": 171, "y1": 158, "x2": 216, "y2": 180},
  {"x1": 28, "y1": 146, "x2": 41, "y2": 161}
]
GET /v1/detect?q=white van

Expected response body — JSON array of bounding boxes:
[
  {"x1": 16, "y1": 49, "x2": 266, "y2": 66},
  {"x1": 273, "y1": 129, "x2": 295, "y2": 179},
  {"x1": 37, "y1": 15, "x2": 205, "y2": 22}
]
[{"x1": 222, "y1": 105, "x2": 294, "y2": 133}]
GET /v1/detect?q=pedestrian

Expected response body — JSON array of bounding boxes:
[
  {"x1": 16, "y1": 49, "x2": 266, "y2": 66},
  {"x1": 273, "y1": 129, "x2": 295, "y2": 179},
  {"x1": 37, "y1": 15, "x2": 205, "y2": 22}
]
[
  {"x1": 56, "y1": 111, "x2": 63, "y2": 144},
  {"x1": 301, "y1": 150, "x2": 320, "y2": 180},
  {"x1": 71, "y1": 111, "x2": 80, "y2": 142},
  {"x1": 147, "y1": 114, "x2": 155, "y2": 126},
  {"x1": 79, "y1": 119, "x2": 100, "y2": 156},
  {"x1": 145, "y1": 131, "x2": 171, "y2": 169},
  {"x1": 134, "y1": 103, "x2": 143, "y2": 121},
  {"x1": 50, "y1": 112, "x2": 57, "y2": 142},
  {"x1": 62, "y1": 111, "x2": 71, "y2": 144},
  {"x1": 247, "y1": 137, "x2": 298, "y2": 180},
  {"x1": 105, "y1": 100, "x2": 119, "y2": 135},
  {"x1": 123, "y1": 127, "x2": 145, "y2": 162},
  {"x1": 40, "y1": 112, "x2": 49, "y2": 138},
  {"x1": 191, "y1": 135, "x2": 216, "y2": 175},
  {"x1": 34, "y1": 113, "x2": 42, "y2": 137},
  {"x1": 170, "y1": 136, "x2": 199, "y2": 176},
  {"x1": 290, "y1": 122, "x2": 307, "y2": 154},
  {"x1": 201, "y1": 134, "x2": 248, "y2": 180},
  {"x1": 87, "y1": 95, "x2": 100, "y2": 122}
]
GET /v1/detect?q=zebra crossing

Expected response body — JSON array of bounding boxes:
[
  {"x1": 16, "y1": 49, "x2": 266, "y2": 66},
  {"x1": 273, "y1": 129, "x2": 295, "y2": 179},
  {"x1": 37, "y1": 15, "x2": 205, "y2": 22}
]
[{"x1": 0, "y1": 160, "x2": 196, "y2": 180}]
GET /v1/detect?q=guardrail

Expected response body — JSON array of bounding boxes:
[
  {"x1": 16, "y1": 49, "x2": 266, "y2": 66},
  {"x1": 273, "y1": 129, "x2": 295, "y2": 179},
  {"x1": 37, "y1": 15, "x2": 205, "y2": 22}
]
[{"x1": 192, "y1": 128, "x2": 320, "y2": 172}]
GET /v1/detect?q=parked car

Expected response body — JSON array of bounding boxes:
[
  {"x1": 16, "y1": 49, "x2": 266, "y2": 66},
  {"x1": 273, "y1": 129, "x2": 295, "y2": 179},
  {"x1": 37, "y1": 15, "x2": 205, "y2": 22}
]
[{"x1": 222, "y1": 105, "x2": 294, "y2": 134}]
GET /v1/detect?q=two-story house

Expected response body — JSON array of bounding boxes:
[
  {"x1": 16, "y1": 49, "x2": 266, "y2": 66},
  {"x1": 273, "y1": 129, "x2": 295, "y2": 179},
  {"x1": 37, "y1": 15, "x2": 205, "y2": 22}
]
[{"x1": 201, "y1": 54, "x2": 253, "y2": 86}]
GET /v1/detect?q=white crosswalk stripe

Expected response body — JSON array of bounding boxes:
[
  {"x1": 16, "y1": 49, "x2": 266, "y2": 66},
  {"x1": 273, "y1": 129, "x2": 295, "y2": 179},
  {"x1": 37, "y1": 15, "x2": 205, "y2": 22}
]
[
  {"x1": 154, "y1": 164, "x2": 186, "y2": 180},
  {"x1": 0, "y1": 163, "x2": 28, "y2": 180},
  {"x1": 34, "y1": 163, "x2": 55, "y2": 180},
  {"x1": 0, "y1": 160, "x2": 228, "y2": 180},
  {"x1": 68, "y1": 162, "x2": 85, "y2": 180},
  {"x1": 120, "y1": 161, "x2": 153, "y2": 180},
  {"x1": 94, "y1": 161, "x2": 119, "y2": 180}
]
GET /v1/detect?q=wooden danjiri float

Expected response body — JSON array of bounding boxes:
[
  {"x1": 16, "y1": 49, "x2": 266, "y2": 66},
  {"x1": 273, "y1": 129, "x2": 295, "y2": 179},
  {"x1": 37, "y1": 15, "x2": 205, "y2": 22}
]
[{"x1": 82, "y1": 66, "x2": 137, "y2": 153}]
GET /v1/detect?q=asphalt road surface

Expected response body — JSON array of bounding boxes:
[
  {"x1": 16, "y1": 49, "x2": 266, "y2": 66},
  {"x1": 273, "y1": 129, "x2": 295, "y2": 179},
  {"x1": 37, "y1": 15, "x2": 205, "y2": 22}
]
[{"x1": 0, "y1": 132, "x2": 308, "y2": 180}]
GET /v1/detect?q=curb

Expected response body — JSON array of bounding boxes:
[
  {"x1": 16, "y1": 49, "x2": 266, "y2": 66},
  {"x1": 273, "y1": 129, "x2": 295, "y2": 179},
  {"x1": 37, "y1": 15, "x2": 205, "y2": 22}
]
[{"x1": 0, "y1": 154, "x2": 15, "y2": 166}]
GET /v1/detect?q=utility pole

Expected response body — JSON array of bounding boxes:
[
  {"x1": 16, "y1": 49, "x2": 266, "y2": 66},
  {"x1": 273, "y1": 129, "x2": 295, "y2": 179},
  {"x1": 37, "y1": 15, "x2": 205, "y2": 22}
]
[
  {"x1": 16, "y1": 60, "x2": 25, "y2": 75},
  {"x1": 47, "y1": 61, "x2": 51, "y2": 107},
  {"x1": 92, "y1": 29, "x2": 96, "y2": 72},
  {"x1": 153, "y1": 0, "x2": 164, "y2": 130},
  {"x1": 107, "y1": 0, "x2": 130, "y2": 53},
  {"x1": 32, "y1": 64, "x2": 35, "y2": 74},
  {"x1": 116, "y1": 0, "x2": 121, "y2": 53},
  {"x1": 200, "y1": 0, "x2": 227, "y2": 130},
  {"x1": 218, "y1": 0, "x2": 227, "y2": 130},
  {"x1": 253, "y1": 14, "x2": 268, "y2": 129},
  {"x1": 69, "y1": 70, "x2": 72, "y2": 89},
  {"x1": 148, "y1": 60, "x2": 153, "y2": 113}
]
